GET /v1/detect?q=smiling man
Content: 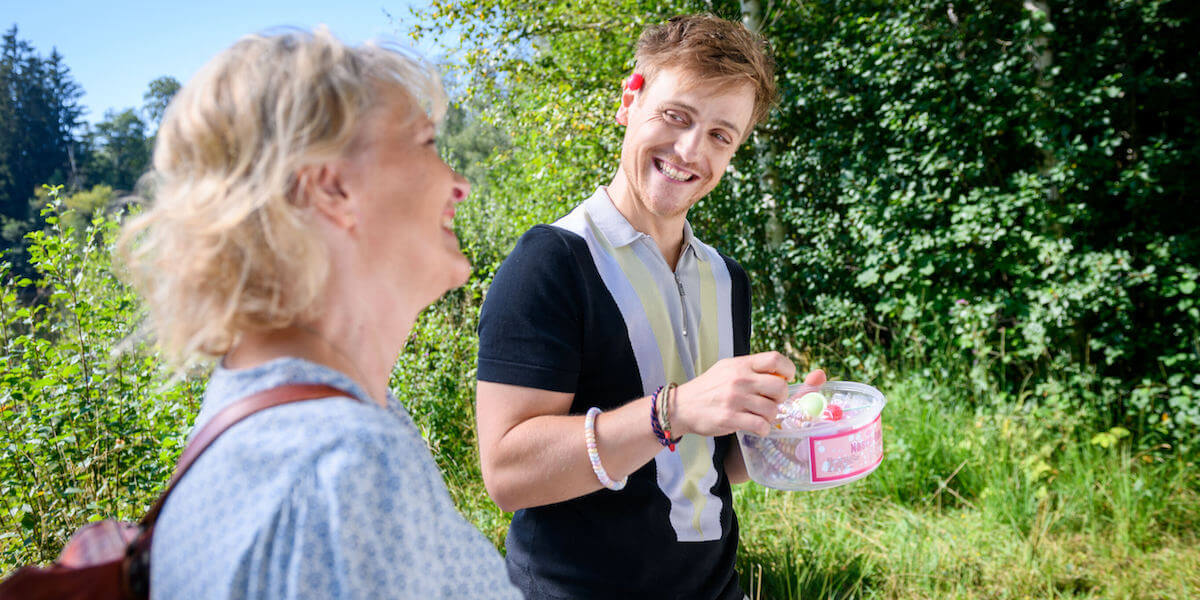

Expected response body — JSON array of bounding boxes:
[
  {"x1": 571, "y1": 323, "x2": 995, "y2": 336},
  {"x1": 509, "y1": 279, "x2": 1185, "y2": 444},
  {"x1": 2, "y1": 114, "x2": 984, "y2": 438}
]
[{"x1": 475, "y1": 14, "x2": 823, "y2": 599}]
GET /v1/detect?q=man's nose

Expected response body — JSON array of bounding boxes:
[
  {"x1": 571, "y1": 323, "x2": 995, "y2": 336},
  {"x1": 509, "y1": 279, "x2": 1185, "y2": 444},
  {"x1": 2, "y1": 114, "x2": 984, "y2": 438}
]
[{"x1": 675, "y1": 128, "x2": 704, "y2": 164}]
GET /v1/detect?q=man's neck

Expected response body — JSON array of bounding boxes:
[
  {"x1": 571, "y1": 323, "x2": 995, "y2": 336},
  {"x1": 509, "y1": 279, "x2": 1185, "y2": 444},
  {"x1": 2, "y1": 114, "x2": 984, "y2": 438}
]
[{"x1": 606, "y1": 172, "x2": 688, "y2": 271}]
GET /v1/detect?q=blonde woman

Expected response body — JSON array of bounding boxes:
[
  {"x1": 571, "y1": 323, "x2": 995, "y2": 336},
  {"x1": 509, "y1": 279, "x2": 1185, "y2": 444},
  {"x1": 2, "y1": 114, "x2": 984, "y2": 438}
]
[{"x1": 119, "y1": 28, "x2": 521, "y2": 599}]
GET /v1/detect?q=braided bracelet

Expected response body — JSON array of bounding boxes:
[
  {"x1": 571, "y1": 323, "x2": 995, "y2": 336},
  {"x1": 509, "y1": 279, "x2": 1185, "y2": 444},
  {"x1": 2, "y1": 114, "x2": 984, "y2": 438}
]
[
  {"x1": 661, "y1": 383, "x2": 681, "y2": 448},
  {"x1": 650, "y1": 386, "x2": 677, "y2": 451},
  {"x1": 585, "y1": 407, "x2": 626, "y2": 490}
]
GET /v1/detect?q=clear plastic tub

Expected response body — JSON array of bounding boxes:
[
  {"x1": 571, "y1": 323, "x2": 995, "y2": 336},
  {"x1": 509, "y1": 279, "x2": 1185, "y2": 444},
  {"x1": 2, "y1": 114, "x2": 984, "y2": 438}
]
[{"x1": 736, "y1": 381, "x2": 887, "y2": 491}]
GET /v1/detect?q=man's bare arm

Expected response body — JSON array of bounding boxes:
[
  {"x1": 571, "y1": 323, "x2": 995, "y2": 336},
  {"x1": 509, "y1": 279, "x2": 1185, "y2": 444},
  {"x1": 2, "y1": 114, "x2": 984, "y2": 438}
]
[
  {"x1": 475, "y1": 381, "x2": 661, "y2": 511},
  {"x1": 476, "y1": 352, "x2": 802, "y2": 511}
]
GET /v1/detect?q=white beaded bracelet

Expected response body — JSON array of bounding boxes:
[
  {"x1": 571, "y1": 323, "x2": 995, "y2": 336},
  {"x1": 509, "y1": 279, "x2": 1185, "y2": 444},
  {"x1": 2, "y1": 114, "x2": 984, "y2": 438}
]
[{"x1": 585, "y1": 407, "x2": 627, "y2": 491}]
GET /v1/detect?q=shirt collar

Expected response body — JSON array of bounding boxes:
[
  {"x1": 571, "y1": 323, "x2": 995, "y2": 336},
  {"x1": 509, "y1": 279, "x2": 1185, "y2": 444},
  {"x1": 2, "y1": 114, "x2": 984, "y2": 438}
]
[
  {"x1": 200, "y1": 356, "x2": 401, "y2": 429},
  {"x1": 584, "y1": 186, "x2": 707, "y2": 262}
]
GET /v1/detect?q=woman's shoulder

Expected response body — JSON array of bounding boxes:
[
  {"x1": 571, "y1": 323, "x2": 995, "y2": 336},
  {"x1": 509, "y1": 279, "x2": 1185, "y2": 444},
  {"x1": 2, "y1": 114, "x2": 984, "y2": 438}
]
[
  {"x1": 286, "y1": 398, "x2": 441, "y2": 485},
  {"x1": 153, "y1": 398, "x2": 515, "y2": 598},
  {"x1": 235, "y1": 402, "x2": 513, "y2": 596}
]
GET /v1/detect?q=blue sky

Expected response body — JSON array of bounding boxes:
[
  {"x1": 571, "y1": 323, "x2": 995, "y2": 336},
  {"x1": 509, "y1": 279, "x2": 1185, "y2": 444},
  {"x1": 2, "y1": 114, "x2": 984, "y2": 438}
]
[{"x1": 5, "y1": 0, "x2": 456, "y2": 125}]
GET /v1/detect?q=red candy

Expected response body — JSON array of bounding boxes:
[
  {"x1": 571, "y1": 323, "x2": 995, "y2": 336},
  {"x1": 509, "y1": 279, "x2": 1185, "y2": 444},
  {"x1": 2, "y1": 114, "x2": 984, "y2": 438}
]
[{"x1": 821, "y1": 404, "x2": 843, "y2": 421}]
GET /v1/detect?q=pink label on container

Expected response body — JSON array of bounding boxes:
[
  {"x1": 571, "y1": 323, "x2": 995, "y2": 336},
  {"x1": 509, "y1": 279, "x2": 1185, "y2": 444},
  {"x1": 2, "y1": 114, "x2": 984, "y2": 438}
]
[{"x1": 805, "y1": 415, "x2": 884, "y2": 483}]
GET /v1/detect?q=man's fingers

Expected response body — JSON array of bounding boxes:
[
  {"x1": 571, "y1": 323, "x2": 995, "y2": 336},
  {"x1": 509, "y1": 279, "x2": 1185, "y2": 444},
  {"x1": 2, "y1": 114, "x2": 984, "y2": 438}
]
[
  {"x1": 742, "y1": 395, "x2": 782, "y2": 422},
  {"x1": 803, "y1": 368, "x2": 827, "y2": 387},
  {"x1": 728, "y1": 412, "x2": 775, "y2": 437},
  {"x1": 748, "y1": 351, "x2": 796, "y2": 381},
  {"x1": 749, "y1": 373, "x2": 789, "y2": 402}
]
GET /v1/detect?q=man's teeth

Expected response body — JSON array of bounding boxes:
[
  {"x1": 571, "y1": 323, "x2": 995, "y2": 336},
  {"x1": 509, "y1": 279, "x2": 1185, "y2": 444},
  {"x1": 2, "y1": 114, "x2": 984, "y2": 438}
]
[
  {"x1": 657, "y1": 160, "x2": 692, "y2": 182},
  {"x1": 443, "y1": 217, "x2": 454, "y2": 229}
]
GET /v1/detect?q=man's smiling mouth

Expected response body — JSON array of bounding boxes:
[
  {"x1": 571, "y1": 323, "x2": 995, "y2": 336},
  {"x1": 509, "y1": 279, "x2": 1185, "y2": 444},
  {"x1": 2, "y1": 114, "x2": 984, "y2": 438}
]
[{"x1": 654, "y1": 158, "x2": 696, "y2": 182}]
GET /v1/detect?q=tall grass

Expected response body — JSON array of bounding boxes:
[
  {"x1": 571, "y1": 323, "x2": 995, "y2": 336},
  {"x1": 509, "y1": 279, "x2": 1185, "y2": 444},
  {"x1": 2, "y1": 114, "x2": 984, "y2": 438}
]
[{"x1": 732, "y1": 372, "x2": 1199, "y2": 599}]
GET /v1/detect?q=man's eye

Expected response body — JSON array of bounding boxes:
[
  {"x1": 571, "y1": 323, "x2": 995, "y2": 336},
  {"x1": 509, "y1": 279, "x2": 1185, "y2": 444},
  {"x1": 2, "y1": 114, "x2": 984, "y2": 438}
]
[
  {"x1": 713, "y1": 132, "x2": 731, "y2": 144},
  {"x1": 665, "y1": 111, "x2": 686, "y2": 123}
]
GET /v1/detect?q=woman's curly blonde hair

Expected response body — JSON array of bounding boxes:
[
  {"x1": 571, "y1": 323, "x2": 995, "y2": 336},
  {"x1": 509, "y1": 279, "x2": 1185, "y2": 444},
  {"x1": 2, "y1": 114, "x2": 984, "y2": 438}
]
[{"x1": 118, "y1": 27, "x2": 446, "y2": 365}]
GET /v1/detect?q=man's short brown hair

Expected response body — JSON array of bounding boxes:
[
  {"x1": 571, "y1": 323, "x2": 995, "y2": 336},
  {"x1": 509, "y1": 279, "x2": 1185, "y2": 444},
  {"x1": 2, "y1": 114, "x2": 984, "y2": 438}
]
[{"x1": 634, "y1": 14, "x2": 778, "y2": 129}]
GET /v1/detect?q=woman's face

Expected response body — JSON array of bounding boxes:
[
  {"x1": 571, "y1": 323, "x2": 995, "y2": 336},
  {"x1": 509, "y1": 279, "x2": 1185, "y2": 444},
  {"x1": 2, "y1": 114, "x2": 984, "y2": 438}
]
[{"x1": 337, "y1": 90, "x2": 471, "y2": 310}]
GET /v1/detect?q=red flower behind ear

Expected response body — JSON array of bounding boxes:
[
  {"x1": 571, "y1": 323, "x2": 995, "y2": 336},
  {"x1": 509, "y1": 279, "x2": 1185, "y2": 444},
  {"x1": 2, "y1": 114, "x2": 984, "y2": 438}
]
[{"x1": 626, "y1": 73, "x2": 644, "y2": 91}]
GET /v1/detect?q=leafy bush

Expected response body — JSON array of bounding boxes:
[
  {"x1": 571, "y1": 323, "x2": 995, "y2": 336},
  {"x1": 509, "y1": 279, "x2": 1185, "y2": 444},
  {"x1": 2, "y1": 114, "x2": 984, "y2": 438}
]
[
  {"x1": 414, "y1": 0, "x2": 1200, "y2": 452},
  {"x1": 0, "y1": 187, "x2": 200, "y2": 568},
  {"x1": 733, "y1": 0, "x2": 1200, "y2": 451}
]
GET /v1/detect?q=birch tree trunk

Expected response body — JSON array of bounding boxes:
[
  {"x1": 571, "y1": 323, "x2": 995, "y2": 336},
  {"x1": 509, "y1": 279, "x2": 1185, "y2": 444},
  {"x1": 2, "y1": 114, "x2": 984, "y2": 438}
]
[
  {"x1": 740, "y1": 0, "x2": 788, "y2": 322},
  {"x1": 1024, "y1": 0, "x2": 1060, "y2": 205}
]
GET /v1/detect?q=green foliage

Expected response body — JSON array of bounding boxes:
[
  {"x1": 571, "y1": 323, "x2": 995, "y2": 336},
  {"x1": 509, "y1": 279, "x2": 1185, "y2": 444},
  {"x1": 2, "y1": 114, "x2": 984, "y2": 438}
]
[
  {"x1": 389, "y1": 283, "x2": 510, "y2": 546},
  {"x1": 2, "y1": 25, "x2": 177, "y2": 281},
  {"x1": 763, "y1": 1, "x2": 1198, "y2": 449},
  {"x1": 0, "y1": 187, "x2": 200, "y2": 567},
  {"x1": 414, "y1": 0, "x2": 1200, "y2": 453},
  {"x1": 58, "y1": 185, "x2": 115, "y2": 229}
]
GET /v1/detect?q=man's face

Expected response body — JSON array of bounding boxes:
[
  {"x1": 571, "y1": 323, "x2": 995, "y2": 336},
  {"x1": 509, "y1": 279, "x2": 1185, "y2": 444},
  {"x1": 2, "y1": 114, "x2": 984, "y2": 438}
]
[{"x1": 616, "y1": 67, "x2": 756, "y2": 220}]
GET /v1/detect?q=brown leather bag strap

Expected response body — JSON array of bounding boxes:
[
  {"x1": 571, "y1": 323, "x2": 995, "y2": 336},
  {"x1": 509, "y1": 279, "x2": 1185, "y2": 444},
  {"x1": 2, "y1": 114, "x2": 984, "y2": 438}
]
[{"x1": 139, "y1": 383, "x2": 353, "y2": 527}]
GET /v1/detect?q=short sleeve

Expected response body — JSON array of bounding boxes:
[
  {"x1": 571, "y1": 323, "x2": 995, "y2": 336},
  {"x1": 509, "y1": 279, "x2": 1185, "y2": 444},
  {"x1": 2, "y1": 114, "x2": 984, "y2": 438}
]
[{"x1": 477, "y1": 226, "x2": 585, "y2": 392}]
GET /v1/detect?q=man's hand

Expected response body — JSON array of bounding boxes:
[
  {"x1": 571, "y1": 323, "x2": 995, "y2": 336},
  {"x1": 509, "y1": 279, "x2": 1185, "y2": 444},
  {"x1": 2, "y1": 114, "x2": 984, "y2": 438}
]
[{"x1": 672, "y1": 352, "x2": 824, "y2": 438}]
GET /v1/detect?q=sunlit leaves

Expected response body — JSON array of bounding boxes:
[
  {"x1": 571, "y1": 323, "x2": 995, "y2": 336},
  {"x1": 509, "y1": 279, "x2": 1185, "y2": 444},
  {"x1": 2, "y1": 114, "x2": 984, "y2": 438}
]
[{"x1": 0, "y1": 187, "x2": 201, "y2": 568}]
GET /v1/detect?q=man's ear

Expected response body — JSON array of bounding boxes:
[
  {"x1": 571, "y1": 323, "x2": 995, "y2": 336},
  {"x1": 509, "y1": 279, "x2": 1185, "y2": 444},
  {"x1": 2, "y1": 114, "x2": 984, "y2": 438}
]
[
  {"x1": 614, "y1": 88, "x2": 636, "y2": 126},
  {"x1": 299, "y1": 163, "x2": 356, "y2": 231}
]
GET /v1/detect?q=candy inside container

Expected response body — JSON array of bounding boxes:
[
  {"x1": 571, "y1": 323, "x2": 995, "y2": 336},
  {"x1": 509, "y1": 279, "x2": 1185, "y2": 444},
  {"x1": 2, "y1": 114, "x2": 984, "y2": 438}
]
[{"x1": 737, "y1": 381, "x2": 887, "y2": 491}]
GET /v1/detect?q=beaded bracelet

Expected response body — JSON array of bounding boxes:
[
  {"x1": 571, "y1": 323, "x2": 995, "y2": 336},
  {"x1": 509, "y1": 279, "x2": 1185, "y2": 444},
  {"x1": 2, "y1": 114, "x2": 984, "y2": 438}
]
[{"x1": 585, "y1": 407, "x2": 626, "y2": 490}]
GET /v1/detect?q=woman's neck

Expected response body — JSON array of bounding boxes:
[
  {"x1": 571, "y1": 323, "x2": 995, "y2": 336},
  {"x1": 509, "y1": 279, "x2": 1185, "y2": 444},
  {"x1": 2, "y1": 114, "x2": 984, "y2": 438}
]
[{"x1": 225, "y1": 313, "x2": 411, "y2": 408}]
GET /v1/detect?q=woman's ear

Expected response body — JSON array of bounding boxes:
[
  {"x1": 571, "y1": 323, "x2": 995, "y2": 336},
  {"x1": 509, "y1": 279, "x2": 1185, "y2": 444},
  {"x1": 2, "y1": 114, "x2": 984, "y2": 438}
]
[{"x1": 299, "y1": 163, "x2": 357, "y2": 231}]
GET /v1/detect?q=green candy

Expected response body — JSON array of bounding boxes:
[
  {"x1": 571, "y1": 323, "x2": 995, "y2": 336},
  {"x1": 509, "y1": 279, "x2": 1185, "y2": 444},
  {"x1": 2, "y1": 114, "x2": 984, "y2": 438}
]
[{"x1": 796, "y1": 392, "x2": 827, "y2": 419}]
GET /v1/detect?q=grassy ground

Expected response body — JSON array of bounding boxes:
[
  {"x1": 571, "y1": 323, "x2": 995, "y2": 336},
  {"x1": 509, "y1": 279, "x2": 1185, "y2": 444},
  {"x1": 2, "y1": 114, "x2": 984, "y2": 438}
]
[
  {"x1": 735, "y1": 486, "x2": 1199, "y2": 599},
  {"x1": 739, "y1": 372, "x2": 1200, "y2": 599},
  {"x1": 443, "y1": 373, "x2": 1200, "y2": 599}
]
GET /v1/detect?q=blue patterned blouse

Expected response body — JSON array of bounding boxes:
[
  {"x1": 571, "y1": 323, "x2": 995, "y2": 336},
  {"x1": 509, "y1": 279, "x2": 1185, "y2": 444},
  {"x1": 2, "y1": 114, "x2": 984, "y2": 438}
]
[{"x1": 151, "y1": 357, "x2": 521, "y2": 599}]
